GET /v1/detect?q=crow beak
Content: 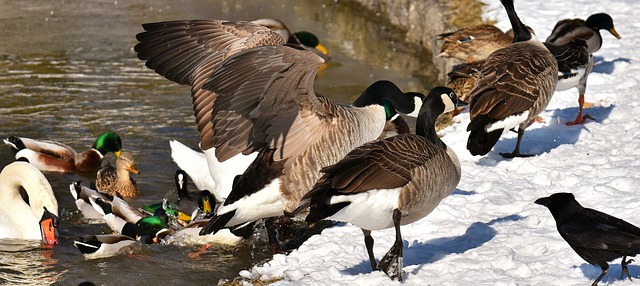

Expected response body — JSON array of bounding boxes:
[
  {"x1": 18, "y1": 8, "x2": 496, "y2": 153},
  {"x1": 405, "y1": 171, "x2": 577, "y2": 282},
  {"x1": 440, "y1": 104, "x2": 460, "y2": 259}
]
[{"x1": 534, "y1": 197, "x2": 550, "y2": 207}]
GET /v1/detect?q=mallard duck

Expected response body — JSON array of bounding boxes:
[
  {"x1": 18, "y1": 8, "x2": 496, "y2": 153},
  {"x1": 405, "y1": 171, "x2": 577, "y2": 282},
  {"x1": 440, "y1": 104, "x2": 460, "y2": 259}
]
[
  {"x1": 437, "y1": 24, "x2": 512, "y2": 63},
  {"x1": 543, "y1": 39, "x2": 594, "y2": 125},
  {"x1": 297, "y1": 87, "x2": 465, "y2": 281},
  {"x1": 0, "y1": 161, "x2": 59, "y2": 244},
  {"x1": 95, "y1": 151, "x2": 140, "y2": 198},
  {"x1": 466, "y1": 0, "x2": 558, "y2": 158},
  {"x1": 546, "y1": 13, "x2": 621, "y2": 54},
  {"x1": 69, "y1": 181, "x2": 113, "y2": 221},
  {"x1": 73, "y1": 234, "x2": 138, "y2": 259},
  {"x1": 250, "y1": 18, "x2": 329, "y2": 58},
  {"x1": 3, "y1": 132, "x2": 122, "y2": 174},
  {"x1": 446, "y1": 60, "x2": 484, "y2": 104}
]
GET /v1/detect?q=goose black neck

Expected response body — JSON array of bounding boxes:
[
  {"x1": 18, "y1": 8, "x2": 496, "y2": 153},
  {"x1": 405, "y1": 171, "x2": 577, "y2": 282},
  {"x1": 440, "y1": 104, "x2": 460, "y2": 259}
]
[
  {"x1": 501, "y1": 0, "x2": 531, "y2": 43},
  {"x1": 415, "y1": 97, "x2": 445, "y2": 149}
]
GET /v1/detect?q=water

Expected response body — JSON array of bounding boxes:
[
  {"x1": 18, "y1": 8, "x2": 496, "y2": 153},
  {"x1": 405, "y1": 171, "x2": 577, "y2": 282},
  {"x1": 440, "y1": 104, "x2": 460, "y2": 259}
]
[{"x1": 0, "y1": 0, "x2": 437, "y2": 284}]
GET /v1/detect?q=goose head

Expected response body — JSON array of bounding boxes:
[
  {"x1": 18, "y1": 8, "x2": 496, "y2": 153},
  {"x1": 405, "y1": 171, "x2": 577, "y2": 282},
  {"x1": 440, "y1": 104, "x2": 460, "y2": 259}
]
[
  {"x1": 415, "y1": 87, "x2": 466, "y2": 136},
  {"x1": 92, "y1": 132, "x2": 123, "y2": 157},
  {"x1": 353, "y1": 80, "x2": 423, "y2": 119},
  {"x1": 0, "y1": 161, "x2": 59, "y2": 244},
  {"x1": 585, "y1": 13, "x2": 622, "y2": 39}
]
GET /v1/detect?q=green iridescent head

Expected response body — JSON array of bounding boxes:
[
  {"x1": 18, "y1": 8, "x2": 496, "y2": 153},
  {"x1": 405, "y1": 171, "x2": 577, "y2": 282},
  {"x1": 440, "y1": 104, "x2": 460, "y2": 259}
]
[{"x1": 92, "y1": 132, "x2": 122, "y2": 156}]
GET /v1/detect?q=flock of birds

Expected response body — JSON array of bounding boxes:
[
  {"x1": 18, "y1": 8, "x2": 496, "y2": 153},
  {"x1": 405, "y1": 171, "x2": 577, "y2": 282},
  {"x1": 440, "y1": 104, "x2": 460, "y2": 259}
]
[{"x1": 0, "y1": 0, "x2": 638, "y2": 284}]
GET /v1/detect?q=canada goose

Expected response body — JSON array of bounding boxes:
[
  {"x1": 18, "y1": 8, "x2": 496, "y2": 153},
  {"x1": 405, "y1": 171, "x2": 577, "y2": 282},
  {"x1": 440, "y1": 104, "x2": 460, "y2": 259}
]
[
  {"x1": 546, "y1": 13, "x2": 621, "y2": 54},
  {"x1": 3, "y1": 132, "x2": 122, "y2": 174},
  {"x1": 535, "y1": 192, "x2": 640, "y2": 286},
  {"x1": 196, "y1": 72, "x2": 420, "y2": 237},
  {"x1": 466, "y1": 0, "x2": 558, "y2": 158},
  {"x1": 95, "y1": 151, "x2": 140, "y2": 198},
  {"x1": 543, "y1": 39, "x2": 594, "y2": 125},
  {"x1": 437, "y1": 24, "x2": 512, "y2": 63},
  {"x1": 0, "y1": 161, "x2": 59, "y2": 244},
  {"x1": 298, "y1": 87, "x2": 465, "y2": 281}
]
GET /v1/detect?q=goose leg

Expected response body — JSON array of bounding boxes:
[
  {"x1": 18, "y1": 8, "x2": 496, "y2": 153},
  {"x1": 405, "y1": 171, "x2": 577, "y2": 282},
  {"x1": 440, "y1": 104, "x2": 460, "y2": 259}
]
[
  {"x1": 621, "y1": 256, "x2": 634, "y2": 281},
  {"x1": 362, "y1": 229, "x2": 377, "y2": 270},
  {"x1": 265, "y1": 217, "x2": 281, "y2": 254},
  {"x1": 592, "y1": 265, "x2": 609, "y2": 286},
  {"x1": 378, "y1": 209, "x2": 404, "y2": 282},
  {"x1": 500, "y1": 128, "x2": 533, "y2": 158}
]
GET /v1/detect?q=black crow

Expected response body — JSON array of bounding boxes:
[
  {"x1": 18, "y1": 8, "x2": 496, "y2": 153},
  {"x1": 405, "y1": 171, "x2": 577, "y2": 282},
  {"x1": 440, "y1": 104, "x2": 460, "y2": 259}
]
[{"x1": 535, "y1": 192, "x2": 640, "y2": 285}]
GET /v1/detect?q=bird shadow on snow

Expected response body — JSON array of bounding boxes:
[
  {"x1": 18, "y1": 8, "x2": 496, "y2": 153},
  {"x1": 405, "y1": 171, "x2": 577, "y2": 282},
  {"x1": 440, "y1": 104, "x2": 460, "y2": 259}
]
[
  {"x1": 340, "y1": 214, "x2": 524, "y2": 276},
  {"x1": 474, "y1": 105, "x2": 614, "y2": 165},
  {"x1": 592, "y1": 56, "x2": 630, "y2": 74},
  {"x1": 577, "y1": 262, "x2": 640, "y2": 284}
]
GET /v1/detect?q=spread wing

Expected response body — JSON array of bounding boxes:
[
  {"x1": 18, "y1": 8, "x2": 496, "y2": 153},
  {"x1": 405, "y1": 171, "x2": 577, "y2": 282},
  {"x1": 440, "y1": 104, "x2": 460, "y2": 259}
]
[
  {"x1": 135, "y1": 20, "x2": 287, "y2": 150},
  {"x1": 203, "y1": 44, "x2": 331, "y2": 162}
]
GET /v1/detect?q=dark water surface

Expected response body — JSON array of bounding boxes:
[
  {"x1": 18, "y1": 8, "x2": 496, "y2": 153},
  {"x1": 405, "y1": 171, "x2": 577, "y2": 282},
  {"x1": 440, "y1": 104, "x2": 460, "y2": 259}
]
[{"x1": 0, "y1": 0, "x2": 437, "y2": 284}]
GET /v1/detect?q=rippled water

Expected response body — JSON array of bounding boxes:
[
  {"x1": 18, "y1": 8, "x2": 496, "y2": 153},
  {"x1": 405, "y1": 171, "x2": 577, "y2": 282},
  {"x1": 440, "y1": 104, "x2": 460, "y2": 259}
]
[{"x1": 0, "y1": 0, "x2": 437, "y2": 284}]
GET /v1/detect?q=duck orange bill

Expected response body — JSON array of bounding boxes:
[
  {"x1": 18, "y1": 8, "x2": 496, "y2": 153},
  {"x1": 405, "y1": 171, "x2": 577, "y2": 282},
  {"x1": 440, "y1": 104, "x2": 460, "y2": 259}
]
[
  {"x1": 39, "y1": 208, "x2": 59, "y2": 245},
  {"x1": 128, "y1": 163, "x2": 140, "y2": 174}
]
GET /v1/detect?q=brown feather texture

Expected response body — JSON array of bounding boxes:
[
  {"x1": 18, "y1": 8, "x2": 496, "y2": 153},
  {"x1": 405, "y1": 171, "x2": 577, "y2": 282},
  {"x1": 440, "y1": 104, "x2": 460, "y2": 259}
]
[{"x1": 466, "y1": 0, "x2": 558, "y2": 157}]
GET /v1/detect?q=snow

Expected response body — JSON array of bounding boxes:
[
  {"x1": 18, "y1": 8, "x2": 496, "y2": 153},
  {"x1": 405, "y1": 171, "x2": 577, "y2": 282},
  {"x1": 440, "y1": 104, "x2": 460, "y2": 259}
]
[{"x1": 238, "y1": 0, "x2": 640, "y2": 285}]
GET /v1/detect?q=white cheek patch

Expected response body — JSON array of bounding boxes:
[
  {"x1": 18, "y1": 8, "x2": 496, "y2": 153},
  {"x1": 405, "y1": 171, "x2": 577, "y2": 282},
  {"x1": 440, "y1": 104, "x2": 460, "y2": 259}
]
[
  {"x1": 441, "y1": 94, "x2": 456, "y2": 113},
  {"x1": 406, "y1": 96, "x2": 423, "y2": 118}
]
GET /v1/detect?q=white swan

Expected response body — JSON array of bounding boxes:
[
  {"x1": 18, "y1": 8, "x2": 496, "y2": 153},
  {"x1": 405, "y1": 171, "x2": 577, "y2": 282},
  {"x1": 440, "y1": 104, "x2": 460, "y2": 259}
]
[
  {"x1": 0, "y1": 161, "x2": 59, "y2": 244},
  {"x1": 169, "y1": 140, "x2": 255, "y2": 202}
]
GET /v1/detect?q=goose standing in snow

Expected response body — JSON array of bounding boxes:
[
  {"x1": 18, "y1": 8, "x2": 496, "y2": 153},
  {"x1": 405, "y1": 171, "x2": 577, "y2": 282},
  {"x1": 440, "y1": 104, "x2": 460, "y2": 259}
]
[
  {"x1": 3, "y1": 132, "x2": 122, "y2": 174},
  {"x1": 466, "y1": 0, "x2": 558, "y2": 158},
  {"x1": 0, "y1": 161, "x2": 59, "y2": 244},
  {"x1": 298, "y1": 87, "x2": 465, "y2": 281}
]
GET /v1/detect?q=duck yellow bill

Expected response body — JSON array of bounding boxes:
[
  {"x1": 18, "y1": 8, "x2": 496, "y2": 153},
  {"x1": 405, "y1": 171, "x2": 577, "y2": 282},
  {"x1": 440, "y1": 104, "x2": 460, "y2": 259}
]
[
  {"x1": 115, "y1": 150, "x2": 122, "y2": 157},
  {"x1": 40, "y1": 218, "x2": 58, "y2": 245},
  {"x1": 178, "y1": 211, "x2": 192, "y2": 222},
  {"x1": 315, "y1": 43, "x2": 329, "y2": 56},
  {"x1": 202, "y1": 197, "x2": 212, "y2": 214},
  {"x1": 609, "y1": 27, "x2": 622, "y2": 39}
]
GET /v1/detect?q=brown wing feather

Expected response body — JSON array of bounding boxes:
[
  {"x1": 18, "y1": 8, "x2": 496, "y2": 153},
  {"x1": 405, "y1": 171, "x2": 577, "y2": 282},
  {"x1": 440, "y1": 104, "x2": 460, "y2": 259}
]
[
  {"x1": 135, "y1": 20, "x2": 286, "y2": 150},
  {"x1": 202, "y1": 45, "x2": 327, "y2": 162},
  {"x1": 318, "y1": 134, "x2": 441, "y2": 194},
  {"x1": 468, "y1": 42, "x2": 557, "y2": 122}
]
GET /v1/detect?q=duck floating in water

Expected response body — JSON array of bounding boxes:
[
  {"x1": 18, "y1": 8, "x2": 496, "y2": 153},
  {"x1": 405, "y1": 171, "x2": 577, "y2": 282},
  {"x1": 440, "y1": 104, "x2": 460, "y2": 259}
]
[
  {"x1": 96, "y1": 151, "x2": 140, "y2": 198},
  {"x1": 3, "y1": 132, "x2": 122, "y2": 174}
]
